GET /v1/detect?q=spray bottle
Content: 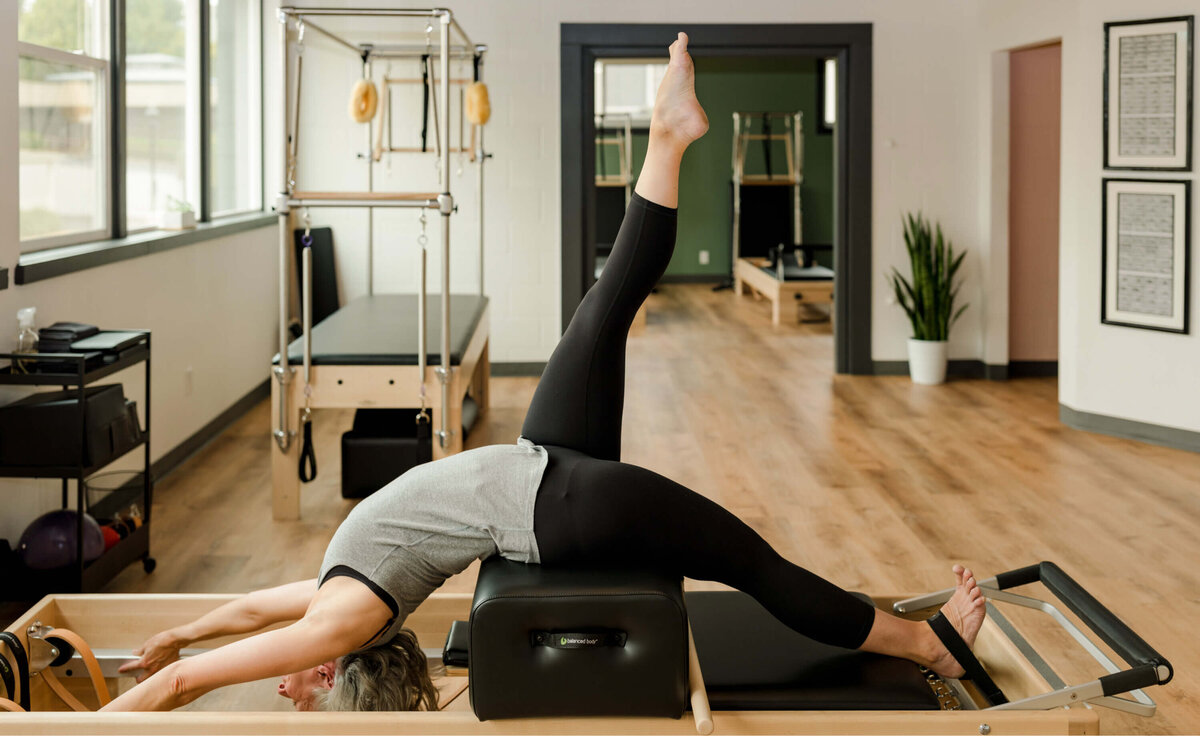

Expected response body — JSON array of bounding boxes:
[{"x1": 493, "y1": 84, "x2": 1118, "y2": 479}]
[{"x1": 15, "y1": 307, "x2": 38, "y2": 374}]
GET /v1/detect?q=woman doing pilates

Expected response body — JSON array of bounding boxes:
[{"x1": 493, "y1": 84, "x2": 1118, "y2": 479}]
[{"x1": 104, "y1": 33, "x2": 986, "y2": 713}]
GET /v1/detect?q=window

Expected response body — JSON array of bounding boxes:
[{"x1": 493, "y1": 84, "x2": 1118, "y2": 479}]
[
  {"x1": 594, "y1": 60, "x2": 667, "y2": 126},
  {"x1": 18, "y1": 0, "x2": 263, "y2": 254},
  {"x1": 18, "y1": 0, "x2": 110, "y2": 248},
  {"x1": 209, "y1": 0, "x2": 262, "y2": 216}
]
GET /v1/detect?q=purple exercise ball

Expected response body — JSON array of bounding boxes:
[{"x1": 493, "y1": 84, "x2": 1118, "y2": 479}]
[{"x1": 18, "y1": 510, "x2": 105, "y2": 569}]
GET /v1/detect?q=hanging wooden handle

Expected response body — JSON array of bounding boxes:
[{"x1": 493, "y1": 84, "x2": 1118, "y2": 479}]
[
  {"x1": 40, "y1": 629, "x2": 111, "y2": 711},
  {"x1": 465, "y1": 82, "x2": 490, "y2": 125},
  {"x1": 349, "y1": 79, "x2": 379, "y2": 123}
]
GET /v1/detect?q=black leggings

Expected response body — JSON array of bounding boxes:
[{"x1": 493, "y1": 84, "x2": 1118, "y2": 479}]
[{"x1": 524, "y1": 194, "x2": 876, "y2": 650}]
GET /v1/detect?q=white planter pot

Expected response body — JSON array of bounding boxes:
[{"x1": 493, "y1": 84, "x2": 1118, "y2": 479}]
[
  {"x1": 907, "y1": 338, "x2": 948, "y2": 385},
  {"x1": 158, "y1": 210, "x2": 196, "y2": 230}
]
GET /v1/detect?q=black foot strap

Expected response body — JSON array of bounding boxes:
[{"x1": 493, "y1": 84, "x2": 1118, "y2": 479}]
[
  {"x1": 927, "y1": 611, "x2": 1008, "y2": 706},
  {"x1": 0, "y1": 631, "x2": 30, "y2": 711},
  {"x1": 299, "y1": 417, "x2": 317, "y2": 482}
]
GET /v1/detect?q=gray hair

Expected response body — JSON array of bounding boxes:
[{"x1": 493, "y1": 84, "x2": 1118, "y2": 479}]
[{"x1": 315, "y1": 628, "x2": 439, "y2": 712}]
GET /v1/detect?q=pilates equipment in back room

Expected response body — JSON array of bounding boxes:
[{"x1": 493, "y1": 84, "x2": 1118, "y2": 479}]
[{"x1": 727, "y1": 111, "x2": 835, "y2": 325}]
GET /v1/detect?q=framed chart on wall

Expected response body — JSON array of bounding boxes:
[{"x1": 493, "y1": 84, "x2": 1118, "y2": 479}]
[
  {"x1": 1104, "y1": 16, "x2": 1194, "y2": 171},
  {"x1": 1102, "y1": 178, "x2": 1191, "y2": 333}
]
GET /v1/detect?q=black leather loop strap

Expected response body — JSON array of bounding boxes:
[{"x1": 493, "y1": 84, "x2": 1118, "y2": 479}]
[
  {"x1": 299, "y1": 416, "x2": 317, "y2": 482},
  {"x1": 927, "y1": 611, "x2": 1007, "y2": 706},
  {"x1": 0, "y1": 632, "x2": 29, "y2": 711},
  {"x1": 0, "y1": 650, "x2": 14, "y2": 708},
  {"x1": 416, "y1": 411, "x2": 432, "y2": 462}
]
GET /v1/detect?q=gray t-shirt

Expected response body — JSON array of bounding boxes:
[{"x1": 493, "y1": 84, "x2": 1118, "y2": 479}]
[{"x1": 319, "y1": 439, "x2": 548, "y2": 645}]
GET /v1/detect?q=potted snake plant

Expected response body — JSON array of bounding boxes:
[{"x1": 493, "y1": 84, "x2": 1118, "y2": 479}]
[{"x1": 888, "y1": 213, "x2": 967, "y2": 385}]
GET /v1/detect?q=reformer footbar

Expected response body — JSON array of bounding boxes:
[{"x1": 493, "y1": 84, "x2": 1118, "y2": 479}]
[{"x1": 894, "y1": 561, "x2": 1173, "y2": 716}]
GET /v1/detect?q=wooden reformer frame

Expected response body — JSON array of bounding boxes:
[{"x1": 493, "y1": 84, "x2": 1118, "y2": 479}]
[
  {"x1": 1, "y1": 588, "x2": 1109, "y2": 735},
  {"x1": 270, "y1": 7, "x2": 490, "y2": 520}
]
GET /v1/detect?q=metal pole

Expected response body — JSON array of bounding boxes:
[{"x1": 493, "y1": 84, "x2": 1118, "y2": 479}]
[
  {"x1": 731, "y1": 112, "x2": 741, "y2": 267},
  {"x1": 793, "y1": 111, "x2": 803, "y2": 250},
  {"x1": 274, "y1": 10, "x2": 293, "y2": 452},
  {"x1": 438, "y1": 11, "x2": 451, "y2": 448},
  {"x1": 476, "y1": 48, "x2": 485, "y2": 296},
  {"x1": 282, "y1": 7, "x2": 448, "y2": 17},
  {"x1": 365, "y1": 54, "x2": 374, "y2": 296},
  {"x1": 288, "y1": 16, "x2": 360, "y2": 55},
  {"x1": 302, "y1": 243, "x2": 312, "y2": 382}
]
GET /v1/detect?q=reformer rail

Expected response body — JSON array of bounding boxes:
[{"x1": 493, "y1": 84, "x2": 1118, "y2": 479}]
[{"x1": 273, "y1": 7, "x2": 487, "y2": 467}]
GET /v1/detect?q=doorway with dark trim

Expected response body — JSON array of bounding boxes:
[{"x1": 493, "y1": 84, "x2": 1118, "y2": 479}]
[{"x1": 560, "y1": 23, "x2": 874, "y2": 374}]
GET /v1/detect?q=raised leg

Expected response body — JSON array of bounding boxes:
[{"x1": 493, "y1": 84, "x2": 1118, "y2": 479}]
[{"x1": 521, "y1": 33, "x2": 707, "y2": 460}]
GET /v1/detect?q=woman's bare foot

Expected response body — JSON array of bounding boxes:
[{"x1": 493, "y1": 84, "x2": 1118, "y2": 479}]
[
  {"x1": 650, "y1": 32, "x2": 709, "y2": 147},
  {"x1": 925, "y1": 565, "x2": 987, "y2": 677}
]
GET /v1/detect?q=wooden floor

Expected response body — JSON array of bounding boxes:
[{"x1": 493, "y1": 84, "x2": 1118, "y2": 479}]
[{"x1": 15, "y1": 284, "x2": 1200, "y2": 732}]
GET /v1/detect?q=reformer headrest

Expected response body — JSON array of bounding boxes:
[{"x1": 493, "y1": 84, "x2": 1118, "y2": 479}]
[{"x1": 469, "y1": 557, "x2": 688, "y2": 720}]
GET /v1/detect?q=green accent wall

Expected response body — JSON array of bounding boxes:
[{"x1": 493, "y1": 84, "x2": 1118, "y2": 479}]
[{"x1": 597, "y1": 57, "x2": 833, "y2": 278}]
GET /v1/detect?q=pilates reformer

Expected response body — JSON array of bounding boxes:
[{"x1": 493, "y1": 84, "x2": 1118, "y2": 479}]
[
  {"x1": 271, "y1": 7, "x2": 491, "y2": 520},
  {"x1": 0, "y1": 560, "x2": 1172, "y2": 734},
  {"x1": 728, "y1": 111, "x2": 835, "y2": 326}
]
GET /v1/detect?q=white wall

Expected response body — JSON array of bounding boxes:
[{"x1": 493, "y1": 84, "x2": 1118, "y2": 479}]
[
  {"x1": 977, "y1": 0, "x2": 1200, "y2": 434},
  {"x1": 0, "y1": 8, "x2": 278, "y2": 544},
  {"x1": 272, "y1": 0, "x2": 989, "y2": 364}
]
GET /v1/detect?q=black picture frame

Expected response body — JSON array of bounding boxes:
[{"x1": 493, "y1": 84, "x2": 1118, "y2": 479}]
[
  {"x1": 1103, "y1": 16, "x2": 1194, "y2": 171},
  {"x1": 1101, "y1": 178, "x2": 1191, "y2": 334}
]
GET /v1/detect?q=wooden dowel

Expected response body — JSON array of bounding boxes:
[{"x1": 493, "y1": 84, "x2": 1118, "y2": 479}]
[
  {"x1": 688, "y1": 625, "x2": 714, "y2": 735},
  {"x1": 384, "y1": 77, "x2": 472, "y2": 85},
  {"x1": 291, "y1": 190, "x2": 439, "y2": 201}
]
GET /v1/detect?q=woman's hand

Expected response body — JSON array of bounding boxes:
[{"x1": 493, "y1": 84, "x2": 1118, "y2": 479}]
[{"x1": 118, "y1": 629, "x2": 186, "y2": 683}]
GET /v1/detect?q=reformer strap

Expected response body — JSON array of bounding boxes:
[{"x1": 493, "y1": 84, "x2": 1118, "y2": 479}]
[
  {"x1": 41, "y1": 628, "x2": 111, "y2": 711},
  {"x1": 421, "y1": 54, "x2": 430, "y2": 153},
  {"x1": 927, "y1": 612, "x2": 1007, "y2": 706},
  {"x1": 0, "y1": 697, "x2": 22, "y2": 712},
  {"x1": 0, "y1": 648, "x2": 13, "y2": 708},
  {"x1": 416, "y1": 412, "x2": 432, "y2": 463},
  {"x1": 299, "y1": 416, "x2": 317, "y2": 482},
  {"x1": 0, "y1": 632, "x2": 29, "y2": 711}
]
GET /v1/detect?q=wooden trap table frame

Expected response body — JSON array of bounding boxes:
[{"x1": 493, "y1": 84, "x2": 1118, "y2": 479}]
[
  {"x1": 1, "y1": 590, "x2": 1105, "y2": 735},
  {"x1": 272, "y1": 296, "x2": 490, "y2": 520}
]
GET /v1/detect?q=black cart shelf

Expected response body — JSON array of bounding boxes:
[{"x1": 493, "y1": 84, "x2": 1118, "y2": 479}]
[{"x1": 0, "y1": 331, "x2": 155, "y2": 597}]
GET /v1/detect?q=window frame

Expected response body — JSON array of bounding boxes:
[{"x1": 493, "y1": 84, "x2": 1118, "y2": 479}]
[
  {"x1": 18, "y1": 0, "x2": 266, "y2": 257},
  {"x1": 17, "y1": 39, "x2": 113, "y2": 252}
]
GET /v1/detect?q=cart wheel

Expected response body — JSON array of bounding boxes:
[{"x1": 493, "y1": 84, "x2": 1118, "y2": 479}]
[{"x1": 143, "y1": 557, "x2": 157, "y2": 574}]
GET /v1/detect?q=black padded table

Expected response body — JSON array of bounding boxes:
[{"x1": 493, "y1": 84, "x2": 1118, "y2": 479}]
[
  {"x1": 687, "y1": 591, "x2": 940, "y2": 711},
  {"x1": 275, "y1": 294, "x2": 488, "y2": 366}
]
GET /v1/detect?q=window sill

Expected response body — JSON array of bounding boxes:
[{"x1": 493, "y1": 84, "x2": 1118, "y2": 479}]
[{"x1": 15, "y1": 212, "x2": 277, "y2": 286}]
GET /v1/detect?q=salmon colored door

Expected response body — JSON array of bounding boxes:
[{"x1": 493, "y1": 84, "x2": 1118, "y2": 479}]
[{"x1": 1008, "y1": 43, "x2": 1061, "y2": 368}]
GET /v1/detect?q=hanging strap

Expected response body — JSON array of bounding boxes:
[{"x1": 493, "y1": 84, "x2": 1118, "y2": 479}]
[
  {"x1": 0, "y1": 648, "x2": 14, "y2": 708},
  {"x1": 0, "y1": 632, "x2": 29, "y2": 712},
  {"x1": 299, "y1": 412, "x2": 317, "y2": 482},
  {"x1": 421, "y1": 54, "x2": 431, "y2": 153},
  {"x1": 416, "y1": 412, "x2": 432, "y2": 462},
  {"x1": 40, "y1": 629, "x2": 111, "y2": 711},
  {"x1": 0, "y1": 697, "x2": 22, "y2": 712}
]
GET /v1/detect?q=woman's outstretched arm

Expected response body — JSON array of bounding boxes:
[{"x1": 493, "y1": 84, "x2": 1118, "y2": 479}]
[
  {"x1": 117, "y1": 579, "x2": 320, "y2": 682},
  {"x1": 104, "y1": 577, "x2": 391, "y2": 711}
]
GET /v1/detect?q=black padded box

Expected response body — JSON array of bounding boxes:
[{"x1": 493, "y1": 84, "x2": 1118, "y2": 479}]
[
  {"x1": 0, "y1": 384, "x2": 141, "y2": 468},
  {"x1": 469, "y1": 557, "x2": 688, "y2": 720},
  {"x1": 340, "y1": 409, "x2": 430, "y2": 499}
]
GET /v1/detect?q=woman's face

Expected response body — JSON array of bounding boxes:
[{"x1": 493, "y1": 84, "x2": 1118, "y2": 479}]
[{"x1": 277, "y1": 662, "x2": 336, "y2": 710}]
